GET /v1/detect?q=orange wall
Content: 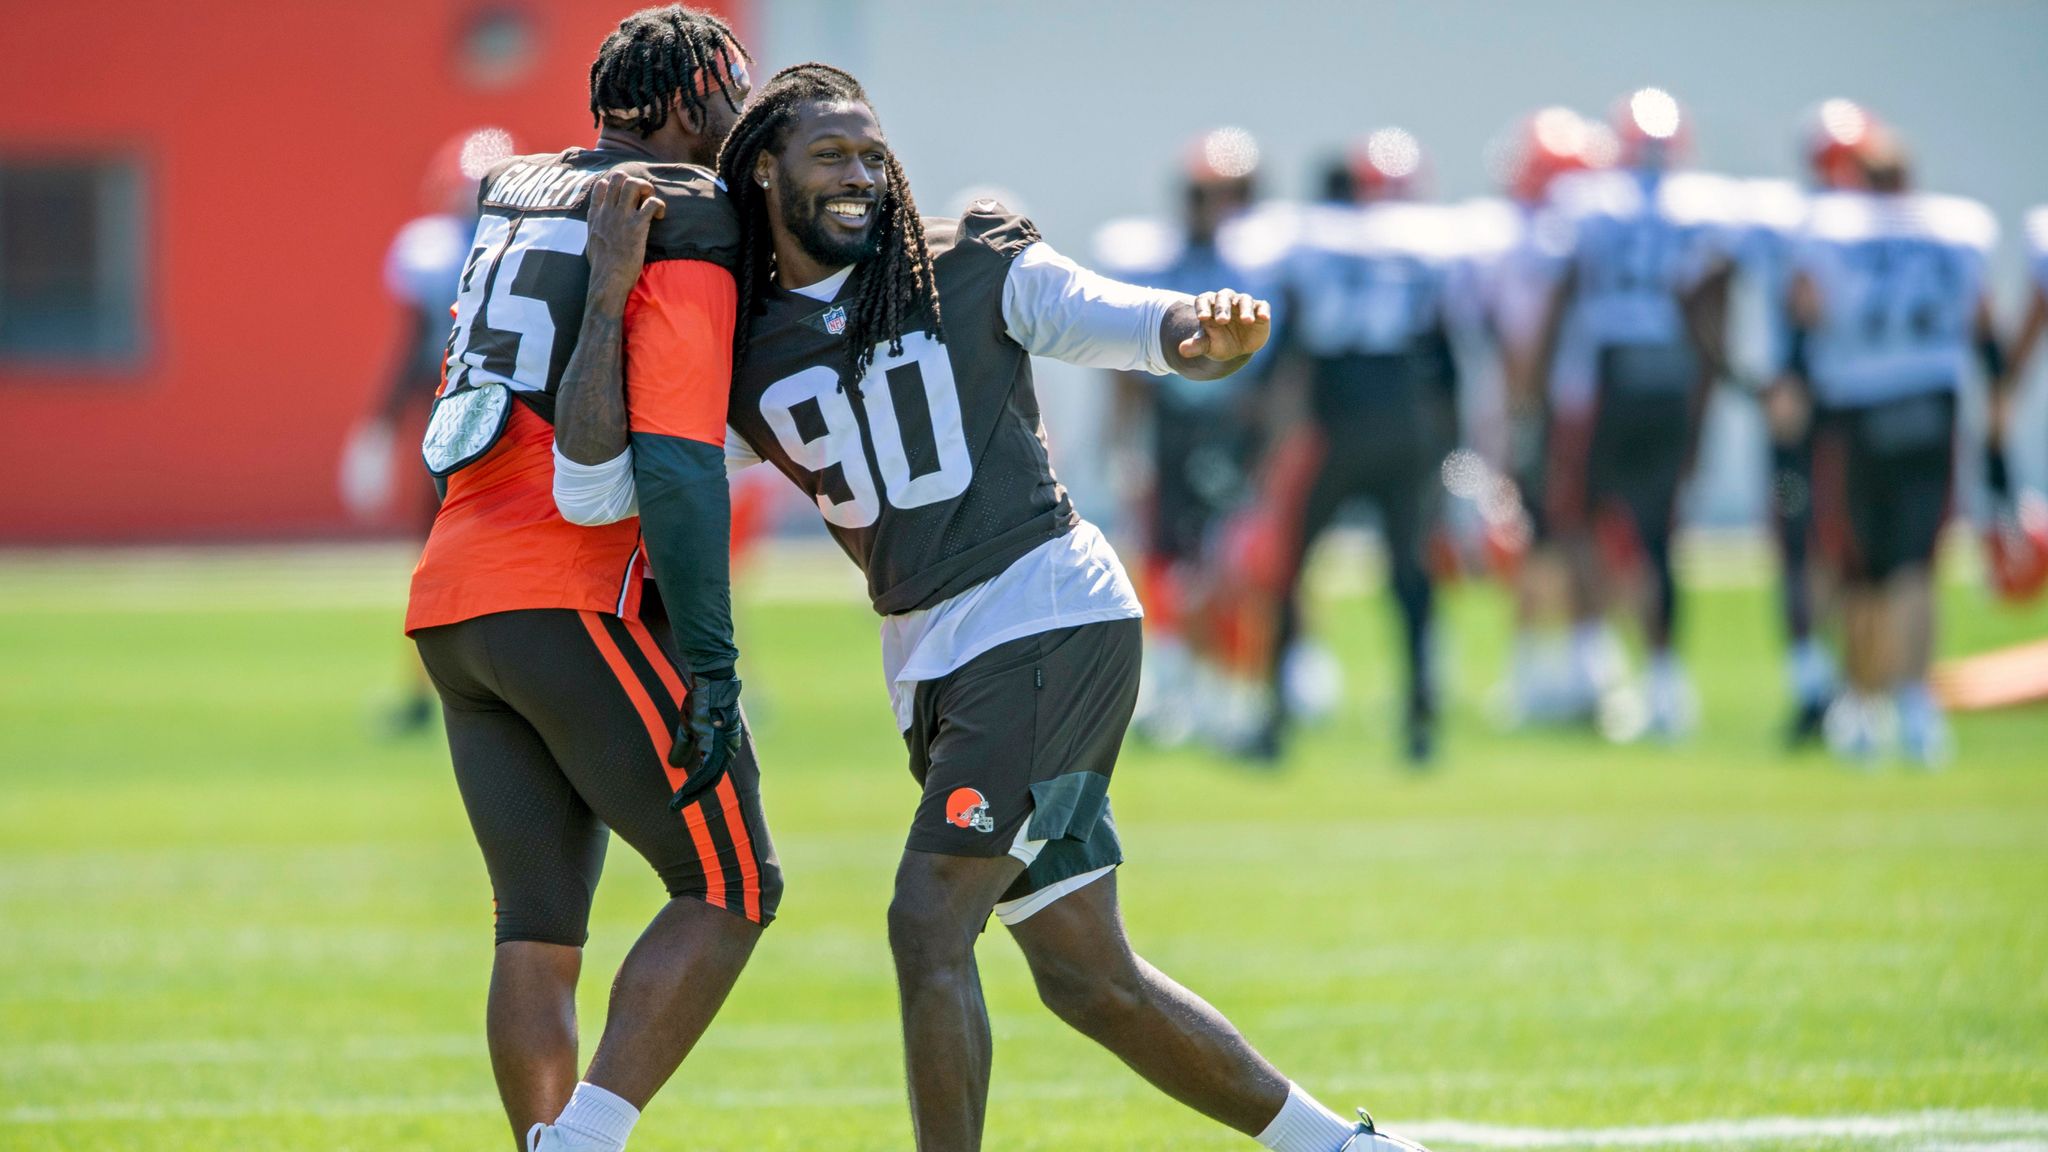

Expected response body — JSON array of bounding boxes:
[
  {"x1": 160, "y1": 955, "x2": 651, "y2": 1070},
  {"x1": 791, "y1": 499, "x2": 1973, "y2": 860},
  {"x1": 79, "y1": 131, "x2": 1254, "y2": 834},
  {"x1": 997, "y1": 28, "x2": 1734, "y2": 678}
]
[{"x1": 0, "y1": 0, "x2": 744, "y2": 542}]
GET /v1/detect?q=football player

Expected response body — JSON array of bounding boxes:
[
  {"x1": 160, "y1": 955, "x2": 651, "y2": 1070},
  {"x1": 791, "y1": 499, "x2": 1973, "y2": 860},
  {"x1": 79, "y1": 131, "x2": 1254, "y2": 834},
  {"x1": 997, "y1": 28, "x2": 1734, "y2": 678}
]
[
  {"x1": 1532, "y1": 88, "x2": 1739, "y2": 740},
  {"x1": 1470, "y1": 107, "x2": 1600, "y2": 727},
  {"x1": 555, "y1": 62, "x2": 1429, "y2": 1152},
  {"x1": 2002, "y1": 206, "x2": 2048, "y2": 453},
  {"x1": 1093, "y1": 128, "x2": 1282, "y2": 747},
  {"x1": 1737, "y1": 100, "x2": 1881, "y2": 745},
  {"x1": 1263, "y1": 128, "x2": 1467, "y2": 763},
  {"x1": 339, "y1": 127, "x2": 510, "y2": 735},
  {"x1": 403, "y1": 10, "x2": 781, "y2": 1151},
  {"x1": 1788, "y1": 128, "x2": 2001, "y2": 765}
]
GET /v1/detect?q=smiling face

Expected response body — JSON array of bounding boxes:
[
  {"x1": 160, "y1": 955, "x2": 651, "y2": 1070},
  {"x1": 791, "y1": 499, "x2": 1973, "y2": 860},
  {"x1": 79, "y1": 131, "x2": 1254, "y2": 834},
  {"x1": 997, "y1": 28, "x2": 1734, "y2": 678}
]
[{"x1": 757, "y1": 99, "x2": 889, "y2": 271}]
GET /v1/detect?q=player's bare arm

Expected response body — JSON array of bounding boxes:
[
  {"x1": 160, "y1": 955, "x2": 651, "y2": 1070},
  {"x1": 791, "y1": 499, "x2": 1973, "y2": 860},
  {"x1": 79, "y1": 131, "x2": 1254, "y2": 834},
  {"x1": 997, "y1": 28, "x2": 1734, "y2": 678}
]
[
  {"x1": 2004, "y1": 286, "x2": 2048, "y2": 417},
  {"x1": 555, "y1": 172, "x2": 666, "y2": 466},
  {"x1": 1162, "y1": 287, "x2": 1271, "y2": 380}
]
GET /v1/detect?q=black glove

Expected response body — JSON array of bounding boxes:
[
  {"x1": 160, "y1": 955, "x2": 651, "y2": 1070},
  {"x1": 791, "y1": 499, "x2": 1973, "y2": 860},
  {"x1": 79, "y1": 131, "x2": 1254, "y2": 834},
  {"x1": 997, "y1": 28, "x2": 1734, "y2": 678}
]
[{"x1": 667, "y1": 675, "x2": 743, "y2": 811}]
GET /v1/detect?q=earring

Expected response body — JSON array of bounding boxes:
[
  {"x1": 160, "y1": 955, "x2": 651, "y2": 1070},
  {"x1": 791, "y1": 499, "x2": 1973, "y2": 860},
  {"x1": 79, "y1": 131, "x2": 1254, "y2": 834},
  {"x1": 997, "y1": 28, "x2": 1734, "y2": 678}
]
[{"x1": 759, "y1": 177, "x2": 769, "y2": 187}]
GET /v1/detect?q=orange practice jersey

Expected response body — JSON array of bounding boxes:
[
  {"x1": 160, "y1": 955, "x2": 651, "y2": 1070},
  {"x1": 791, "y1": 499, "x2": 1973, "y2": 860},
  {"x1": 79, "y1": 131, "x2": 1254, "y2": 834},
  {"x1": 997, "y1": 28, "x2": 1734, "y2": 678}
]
[{"x1": 404, "y1": 147, "x2": 740, "y2": 637}]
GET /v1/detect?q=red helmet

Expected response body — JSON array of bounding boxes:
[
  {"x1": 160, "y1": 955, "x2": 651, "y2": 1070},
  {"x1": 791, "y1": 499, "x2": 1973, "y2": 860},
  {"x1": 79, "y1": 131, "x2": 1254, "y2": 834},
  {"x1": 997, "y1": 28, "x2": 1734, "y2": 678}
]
[
  {"x1": 1611, "y1": 87, "x2": 1692, "y2": 170},
  {"x1": 1183, "y1": 126, "x2": 1261, "y2": 188},
  {"x1": 1347, "y1": 127, "x2": 1428, "y2": 201},
  {"x1": 423, "y1": 126, "x2": 515, "y2": 214},
  {"x1": 1801, "y1": 99, "x2": 1885, "y2": 190},
  {"x1": 1497, "y1": 107, "x2": 1593, "y2": 203},
  {"x1": 1987, "y1": 490, "x2": 2048, "y2": 603}
]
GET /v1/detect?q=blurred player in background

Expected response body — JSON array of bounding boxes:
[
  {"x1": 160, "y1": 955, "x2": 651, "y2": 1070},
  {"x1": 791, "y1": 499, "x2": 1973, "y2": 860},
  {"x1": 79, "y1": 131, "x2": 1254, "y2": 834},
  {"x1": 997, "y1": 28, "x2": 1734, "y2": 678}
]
[
  {"x1": 558, "y1": 61, "x2": 1430, "y2": 1152},
  {"x1": 2010, "y1": 207, "x2": 2048, "y2": 390},
  {"x1": 406, "y1": 10, "x2": 781, "y2": 1151},
  {"x1": 1095, "y1": 128, "x2": 1282, "y2": 747},
  {"x1": 339, "y1": 127, "x2": 509, "y2": 734},
  {"x1": 1734, "y1": 100, "x2": 1881, "y2": 746},
  {"x1": 1788, "y1": 129, "x2": 2001, "y2": 766},
  {"x1": 1471, "y1": 107, "x2": 1601, "y2": 727},
  {"x1": 2000, "y1": 206, "x2": 2048, "y2": 466},
  {"x1": 1534, "y1": 88, "x2": 1736, "y2": 740},
  {"x1": 1977, "y1": 205, "x2": 2048, "y2": 610},
  {"x1": 1263, "y1": 128, "x2": 1466, "y2": 764}
]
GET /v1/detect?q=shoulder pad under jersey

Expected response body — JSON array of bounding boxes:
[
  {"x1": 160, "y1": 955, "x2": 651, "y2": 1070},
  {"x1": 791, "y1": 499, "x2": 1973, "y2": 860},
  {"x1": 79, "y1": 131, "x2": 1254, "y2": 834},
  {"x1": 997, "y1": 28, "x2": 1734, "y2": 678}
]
[{"x1": 615, "y1": 161, "x2": 741, "y2": 270}]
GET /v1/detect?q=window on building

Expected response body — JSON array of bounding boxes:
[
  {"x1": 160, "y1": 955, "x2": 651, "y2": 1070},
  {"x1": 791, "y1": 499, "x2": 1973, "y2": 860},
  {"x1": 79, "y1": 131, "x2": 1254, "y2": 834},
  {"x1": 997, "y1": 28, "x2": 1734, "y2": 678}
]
[{"x1": 0, "y1": 158, "x2": 145, "y2": 363}]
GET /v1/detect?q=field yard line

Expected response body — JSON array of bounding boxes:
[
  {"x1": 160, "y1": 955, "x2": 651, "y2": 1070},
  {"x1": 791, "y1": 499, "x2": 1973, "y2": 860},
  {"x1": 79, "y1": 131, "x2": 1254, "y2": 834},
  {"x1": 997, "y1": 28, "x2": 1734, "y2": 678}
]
[
  {"x1": 9, "y1": 1091, "x2": 2048, "y2": 1149},
  {"x1": 1403, "y1": 1111, "x2": 2048, "y2": 1148}
]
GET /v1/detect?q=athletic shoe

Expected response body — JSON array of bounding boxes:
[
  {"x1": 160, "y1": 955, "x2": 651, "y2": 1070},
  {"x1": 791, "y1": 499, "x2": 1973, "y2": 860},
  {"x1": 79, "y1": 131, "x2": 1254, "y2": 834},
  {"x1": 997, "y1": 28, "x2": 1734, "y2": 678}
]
[
  {"x1": 1896, "y1": 683, "x2": 1952, "y2": 770},
  {"x1": 525, "y1": 1123, "x2": 615, "y2": 1152},
  {"x1": 1823, "y1": 693, "x2": 1893, "y2": 767},
  {"x1": 1785, "y1": 696, "x2": 1829, "y2": 749},
  {"x1": 1343, "y1": 1108, "x2": 1432, "y2": 1151},
  {"x1": 1403, "y1": 698, "x2": 1436, "y2": 767},
  {"x1": 1645, "y1": 656, "x2": 1698, "y2": 741}
]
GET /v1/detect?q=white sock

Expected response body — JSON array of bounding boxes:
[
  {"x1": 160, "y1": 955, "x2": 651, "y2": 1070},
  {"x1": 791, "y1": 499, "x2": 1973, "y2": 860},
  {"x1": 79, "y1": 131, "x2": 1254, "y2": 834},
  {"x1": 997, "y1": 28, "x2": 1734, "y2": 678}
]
[
  {"x1": 1255, "y1": 1082, "x2": 1355, "y2": 1152},
  {"x1": 552, "y1": 1081, "x2": 640, "y2": 1152}
]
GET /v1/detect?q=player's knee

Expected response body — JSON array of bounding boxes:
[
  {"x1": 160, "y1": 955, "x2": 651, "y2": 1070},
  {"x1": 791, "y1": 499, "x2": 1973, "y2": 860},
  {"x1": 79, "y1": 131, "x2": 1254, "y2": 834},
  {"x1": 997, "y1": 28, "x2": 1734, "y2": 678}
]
[
  {"x1": 1030, "y1": 948, "x2": 1148, "y2": 1032},
  {"x1": 885, "y1": 878, "x2": 977, "y2": 975}
]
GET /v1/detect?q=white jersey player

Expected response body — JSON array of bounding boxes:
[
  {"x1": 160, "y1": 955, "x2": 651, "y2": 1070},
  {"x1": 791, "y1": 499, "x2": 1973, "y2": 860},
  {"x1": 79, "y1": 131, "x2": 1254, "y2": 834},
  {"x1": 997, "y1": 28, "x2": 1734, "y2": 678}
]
[
  {"x1": 1532, "y1": 88, "x2": 1739, "y2": 741},
  {"x1": 1092, "y1": 128, "x2": 1291, "y2": 749},
  {"x1": 1263, "y1": 129, "x2": 1476, "y2": 763},
  {"x1": 2004, "y1": 207, "x2": 2048, "y2": 420},
  {"x1": 1466, "y1": 107, "x2": 1607, "y2": 727},
  {"x1": 1785, "y1": 128, "x2": 2000, "y2": 765}
]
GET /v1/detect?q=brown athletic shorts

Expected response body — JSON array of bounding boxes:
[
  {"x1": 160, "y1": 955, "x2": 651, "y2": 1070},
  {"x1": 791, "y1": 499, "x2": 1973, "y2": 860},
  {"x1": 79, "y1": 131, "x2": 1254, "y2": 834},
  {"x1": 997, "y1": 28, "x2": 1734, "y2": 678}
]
[
  {"x1": 903, "y1": 618, "x2": 1141, "y2": 922},
  {"x1": 415, "y1": 593, "x2": 782, "y2": 944}
]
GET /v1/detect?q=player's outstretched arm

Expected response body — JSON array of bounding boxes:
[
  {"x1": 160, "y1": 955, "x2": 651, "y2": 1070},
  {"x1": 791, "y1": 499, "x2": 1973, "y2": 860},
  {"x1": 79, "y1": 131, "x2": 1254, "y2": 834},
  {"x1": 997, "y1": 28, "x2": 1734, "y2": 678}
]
[{"x1": 998, "y1": 240, "x2": 1269, "y2": 381}]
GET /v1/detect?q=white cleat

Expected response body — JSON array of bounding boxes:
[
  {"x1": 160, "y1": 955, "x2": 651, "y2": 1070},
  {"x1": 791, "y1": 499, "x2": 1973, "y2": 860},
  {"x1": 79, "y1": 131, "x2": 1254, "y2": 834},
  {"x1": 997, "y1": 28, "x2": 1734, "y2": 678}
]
[
  {"x1": 1645, "y1": 658, "x2": 1698, "y2": 742},
  {"x1": 1896, "y1": 685, "x2": 1952, "y2": 770},
  {"x1": 1823, "y1": 693, "x2": 1893, "y2": 767},
  {"x1": 525, "y1": 1124, "x2": 611, "y2": 1152},
  {"x1": 1342, "y1": 1108, "x2": 1432, "y2": 1151}
]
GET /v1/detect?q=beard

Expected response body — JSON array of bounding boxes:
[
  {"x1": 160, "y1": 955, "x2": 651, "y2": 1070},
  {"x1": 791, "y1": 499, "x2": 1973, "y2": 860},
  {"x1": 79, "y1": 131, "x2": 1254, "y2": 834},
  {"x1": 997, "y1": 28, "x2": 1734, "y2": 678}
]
[{"x1": 779, "y1": 178, "x2": 882, "y2": 269}]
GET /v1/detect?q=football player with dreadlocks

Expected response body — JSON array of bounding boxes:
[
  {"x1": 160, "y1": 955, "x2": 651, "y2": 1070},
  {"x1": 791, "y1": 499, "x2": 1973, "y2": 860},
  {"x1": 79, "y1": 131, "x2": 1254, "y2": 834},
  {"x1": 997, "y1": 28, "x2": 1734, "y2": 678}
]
[
  {"x1": 555, "y1": 60, "x2": 1430, "y2": 1152},
  {"x1": 404, "y1": 9, "x2": 780, "y2": 1151}
]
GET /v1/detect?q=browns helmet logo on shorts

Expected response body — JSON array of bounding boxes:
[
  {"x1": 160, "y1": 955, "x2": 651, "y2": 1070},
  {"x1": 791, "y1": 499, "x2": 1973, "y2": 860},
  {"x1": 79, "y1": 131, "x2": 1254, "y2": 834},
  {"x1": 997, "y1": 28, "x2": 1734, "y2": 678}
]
[{"x1": 945, "y1": 787, "x2": 995, "y2": 833}]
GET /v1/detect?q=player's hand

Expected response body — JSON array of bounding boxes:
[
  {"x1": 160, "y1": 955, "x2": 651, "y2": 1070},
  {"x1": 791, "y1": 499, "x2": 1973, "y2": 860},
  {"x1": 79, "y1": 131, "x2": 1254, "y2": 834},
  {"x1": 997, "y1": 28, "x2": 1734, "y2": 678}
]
[
  {"x1": 585, "y1": 171, "x2": 667, "y2": 315},
  {"x1": 1178, "y1": 289, "x2": 1271, "y2": 363},
  {"x1": 667, "y1": 676, "x2": 743, "y2": 811},
  {"x1": 338, "y1": 418, "x2": 395, "y2": 519},
  {"x1": 1762, "y1": 377, "x2": 1811, "y2": 444}
]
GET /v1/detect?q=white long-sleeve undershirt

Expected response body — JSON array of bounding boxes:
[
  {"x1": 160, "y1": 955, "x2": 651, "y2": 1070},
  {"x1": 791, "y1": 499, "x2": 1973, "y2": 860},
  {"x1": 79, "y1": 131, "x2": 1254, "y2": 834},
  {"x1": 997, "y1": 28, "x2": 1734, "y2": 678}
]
[{"x1": 553, "y1": 241, "x2": 1190, "y2": 526}]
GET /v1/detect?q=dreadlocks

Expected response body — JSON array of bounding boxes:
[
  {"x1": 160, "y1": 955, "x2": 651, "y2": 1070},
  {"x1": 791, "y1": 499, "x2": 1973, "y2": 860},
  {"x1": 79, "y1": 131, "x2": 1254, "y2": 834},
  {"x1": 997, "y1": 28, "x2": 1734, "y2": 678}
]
[
  {"x1": 715, "y1": 62, "x2": 942, "y2": 384},
  {"x1": 588, "y1": 5, "x2": 748, "y2": 138}
]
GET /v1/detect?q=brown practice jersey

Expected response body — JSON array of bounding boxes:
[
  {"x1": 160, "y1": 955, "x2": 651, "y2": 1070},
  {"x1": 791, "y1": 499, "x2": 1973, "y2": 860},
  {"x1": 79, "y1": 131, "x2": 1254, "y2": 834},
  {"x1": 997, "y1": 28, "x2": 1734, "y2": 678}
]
[
  {"x1": 727, "y1": 205, "x2": 1080, "y2": 615},
  {"x1": 444, "y1": 150, "x2": 739, "y2": 410},
  {"x1": 408, "y1": 149, "x2": 741, "y2": 675}
]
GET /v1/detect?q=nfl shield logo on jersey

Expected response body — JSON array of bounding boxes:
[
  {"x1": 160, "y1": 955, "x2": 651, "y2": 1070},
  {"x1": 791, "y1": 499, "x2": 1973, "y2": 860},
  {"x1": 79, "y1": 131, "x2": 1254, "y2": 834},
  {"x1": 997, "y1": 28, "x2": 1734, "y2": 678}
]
[{"x1": 823, "y1": 305, "x2": 848, "y2": 336}]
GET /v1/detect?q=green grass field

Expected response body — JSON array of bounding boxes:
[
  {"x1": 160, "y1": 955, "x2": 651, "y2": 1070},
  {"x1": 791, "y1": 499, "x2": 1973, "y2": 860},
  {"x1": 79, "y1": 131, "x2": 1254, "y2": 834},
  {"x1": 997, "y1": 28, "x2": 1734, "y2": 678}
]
[{"x1": 3, "y1": 543, "x2": 2045, "y2": 1151}]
